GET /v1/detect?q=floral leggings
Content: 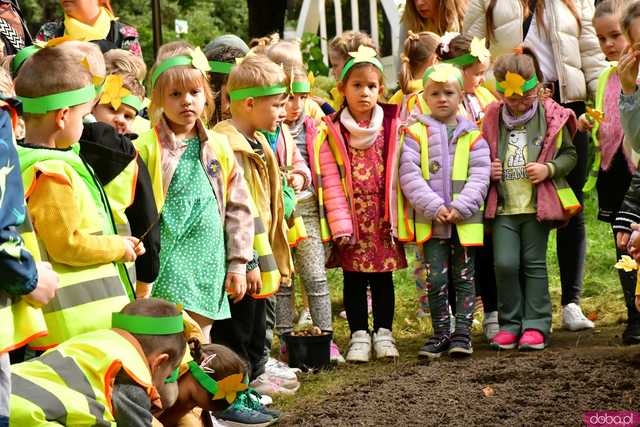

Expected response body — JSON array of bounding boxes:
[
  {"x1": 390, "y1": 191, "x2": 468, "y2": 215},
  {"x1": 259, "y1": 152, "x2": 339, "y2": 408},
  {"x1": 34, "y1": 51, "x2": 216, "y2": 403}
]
[
  {"x1": 422, "y1": 231, "x2": 476, "y2": 336},
  {"x1": 276, "y1": 197, "x2": 333, "y2": 334}
]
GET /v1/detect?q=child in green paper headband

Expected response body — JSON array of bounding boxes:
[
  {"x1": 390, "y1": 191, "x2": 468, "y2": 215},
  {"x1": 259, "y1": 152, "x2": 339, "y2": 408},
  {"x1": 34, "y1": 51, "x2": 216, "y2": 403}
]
[
  {"x1": 92, "y1": 73, "x2": 145, "y2": 135},
  {"x1": 14, "y1": 40, "x2": 144, "y2": 350},
  {"x1": 483, "y1": 51, "x2": 579, "y2": 352},
  {"x1": 204, "y1": 43, "x2": 245, "y2": 124},
  {"x1": 10, "y1": 298, "x2": 186, "y2": 426}
]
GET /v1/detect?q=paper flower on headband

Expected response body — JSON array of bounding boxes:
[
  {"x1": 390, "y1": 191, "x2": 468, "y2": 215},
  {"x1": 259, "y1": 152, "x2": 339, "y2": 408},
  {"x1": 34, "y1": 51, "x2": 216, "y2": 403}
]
[
  {"x1": 190, "y1": 47, "x2": 211, "y2": 74},
  {"x1": 99, "y1": 75, "x2": 131, "y2": 110},
  {"x1": 496, "y1": 71, "x2": 538, "y2": 97},
  {"x1": 423, "y1": 63, "x2": 463, "y2": 86},
  {"x1": 339, "y1": 45, "x2": 383, "y2": 81},
  {"x1": 81, "y1": 57, "x2": 106, "y2": 87},
  {"x1": 469, "y1": 37, "x2": 490, "y2": 63},
  {"x1": 439, "y1": 32, "x2": 460, "y2": 54},
  {"x1": 212, "y1": 373, "x2": 248, "y2": 404},
  {"x1": 33, "y1": 35, "x2": 73, "y2": 49},
  {"x1": 586, "y1": 106, "x2": 604, "y2": 124},
  {"x1": 615, "y1": 255, "x2": 638, "y2": 272},
  {"x1": 151, "y1": 47, "x2": 211, "y2": 88}
]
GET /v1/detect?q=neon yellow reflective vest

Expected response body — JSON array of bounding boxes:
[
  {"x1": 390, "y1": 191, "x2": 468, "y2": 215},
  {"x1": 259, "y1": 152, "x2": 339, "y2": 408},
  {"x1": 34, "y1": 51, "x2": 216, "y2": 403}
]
[
  {"x1": 397, "y1": 122, "x2": 484, "y2": 246},
  {"x1": 17, "y1": 144, "x2": 133, "y2": 350},
  {"x1": 584, "y1": 63, "x2": 617, "y2": 192},
  {"x1": 10, "y1": 328, "x2": 158, "y2": 426},
  {"x1": 0, "y1": 214, "x2": 47, "y2": 353}
]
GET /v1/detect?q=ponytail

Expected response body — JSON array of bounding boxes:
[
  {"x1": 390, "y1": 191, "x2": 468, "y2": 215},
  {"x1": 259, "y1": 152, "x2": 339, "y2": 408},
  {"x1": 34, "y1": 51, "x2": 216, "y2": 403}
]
[{"x1": 398, "y1": 31, "x2": 440, "y2": 94}]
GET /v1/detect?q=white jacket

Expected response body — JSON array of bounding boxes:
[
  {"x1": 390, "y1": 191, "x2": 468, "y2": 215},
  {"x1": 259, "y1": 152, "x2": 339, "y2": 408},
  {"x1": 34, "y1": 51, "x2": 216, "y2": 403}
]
[{"x1": 463, "y1": 0, "x2": 607, "y2": 103}]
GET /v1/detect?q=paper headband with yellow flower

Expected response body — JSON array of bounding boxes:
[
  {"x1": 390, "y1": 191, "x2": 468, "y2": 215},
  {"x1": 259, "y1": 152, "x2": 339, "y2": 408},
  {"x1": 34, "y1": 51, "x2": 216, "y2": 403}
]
[
  {"x1": 184, "y1": 355, "x2": 248, "y2": 404},
  {"x1": 339, "y1": 45, "x2": 383, "y2": 81},
  {"x1": 442, "y1": 37, "x2": 491, "y2": 67},
  {"x1": 11, "y1": 36, "x2": 74, "y2": 76},
  {"x1": 226, "y1": 52, "x2": 288, "y2": 101},
  {"x1": 99, "y1": 74, "x2": 143, "y2": 112},
  {"x1": 495, "y1": 71, "x2": 539, "y2": 96},
  {"x1": 423, "y1": 63, "x2": 464, "y2": 87},
  {"x1": 151, "y1": 47, "x2": 211, "y2": 88}
]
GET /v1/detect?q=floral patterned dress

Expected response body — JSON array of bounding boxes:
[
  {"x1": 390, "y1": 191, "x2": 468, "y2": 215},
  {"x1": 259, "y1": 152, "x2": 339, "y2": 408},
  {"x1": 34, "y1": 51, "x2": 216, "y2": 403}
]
[{"x1": 337, "y1": 122, "x2": 407, "y2": 272}]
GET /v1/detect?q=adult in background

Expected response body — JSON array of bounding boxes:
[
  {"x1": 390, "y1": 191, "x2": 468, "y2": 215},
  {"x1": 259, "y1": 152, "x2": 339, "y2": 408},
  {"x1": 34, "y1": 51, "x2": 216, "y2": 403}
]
[
  {"x1": 35, "y1": 0, "x2": 141, "y2": 56},
  {"x1": 464, "y1": 0, "x2": 607, "y2": 331}
]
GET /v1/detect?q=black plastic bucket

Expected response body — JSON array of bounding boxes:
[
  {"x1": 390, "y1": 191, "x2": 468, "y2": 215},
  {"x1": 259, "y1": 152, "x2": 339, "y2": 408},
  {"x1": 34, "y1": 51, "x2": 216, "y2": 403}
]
[{"x1": 282, "y1": 332, "x2": 333, "y2": 371}]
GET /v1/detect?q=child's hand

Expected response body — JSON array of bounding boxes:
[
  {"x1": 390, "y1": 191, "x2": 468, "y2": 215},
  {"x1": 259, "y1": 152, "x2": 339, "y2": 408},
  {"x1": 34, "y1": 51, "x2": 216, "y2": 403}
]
[
  {"x1": 446, "y1": 208, "x2": 464, "y2": 224},
  {"x1": 617, "y1": 231, "x2": 631, "y2": 251},
  {"x1": 310, "y1": 95, "x2": 326, "y2": 107},
  {"x1": 24, "y1": 262, "x2": 59, "y2": 307},
  {"x1": 121, "y1": 237, "x2": 139, "y2": 262},
  {"x1": 526, "y1": 162, "x2": 549, "y2": 184},
  {"x1": 491, "y1": 159, "x2": 503, "y2": 182},
  {"x1": 124, "y1": 236, "x2": 145, "y2": 257},
  {"x1": 577, "y1": 114, "x2": 594, "y2": 133},
  {"x1": 246, "y1": 267, "x2": 262, "y2": 295},
  {"x1": 635, "y1": 295, "x2": 640, "y2": 313},
  {"x1": 628, "y1": 226, "x2": 640, "y2": 261},
  {"x1": 288, "y1": 173, "x2": 305, "y2": 192},
  {"x1": 335, "y1": 236, "x2": 350, "y2": 247},
  {"x1": 618, "y1": 47, "x2": 640, "y2": 94},
  {"x1": 226, "y1": 272, "x2": 247, "y2": 303},
  {"x1": 135, "y1": 281, "x2": 153, "y2": 299},
  {"x1": 434, "y1": 206, "x2": 450, "y2": 224}
]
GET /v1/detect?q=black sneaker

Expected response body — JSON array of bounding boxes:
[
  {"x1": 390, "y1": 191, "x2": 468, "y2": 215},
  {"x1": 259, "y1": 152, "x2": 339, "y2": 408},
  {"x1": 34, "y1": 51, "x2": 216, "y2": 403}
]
[
  {"x1": 418, "y1": 334, "x2": 450, "y2": 359},
  {"x1": 448, "y1": 334, "x2": 473, "y2": 357},
  {"x1": 622, "y1": 321, "x2": 640, "y2": 345}
]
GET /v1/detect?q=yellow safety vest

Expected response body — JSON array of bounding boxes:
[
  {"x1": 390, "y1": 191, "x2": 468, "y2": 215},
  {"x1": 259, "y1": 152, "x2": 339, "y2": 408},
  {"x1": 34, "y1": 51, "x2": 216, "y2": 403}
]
[
  {"x1": 18, "y1": 144, "x2": 133, "y2": 350},
  {"x1": 0, "y1": 214, "x2": 47, "y2": 353},
  {"x1": 397, "y1": 122, "x2": 485, "y2": 246},
  {"x1": 280, "y1": 123, "x2": 308, "y2": 248},
  {"x1": 584, "y1": 63, "x2": 617, "y2": 192},
  {"x1": 102, "y1": 157, "x2": 138, "y2": 285},
  {"x1": 552, "y1": 130, "x2": 582, "y2": 215},
  {"x1": 10, "y1": 329, "x2": 157, "y2": 426}
]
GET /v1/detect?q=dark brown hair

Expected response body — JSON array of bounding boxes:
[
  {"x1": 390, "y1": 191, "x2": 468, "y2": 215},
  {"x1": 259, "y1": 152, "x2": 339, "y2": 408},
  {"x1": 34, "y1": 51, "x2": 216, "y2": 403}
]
[
  {"x1": 436, "y1": 33, "x2": 474, "y2": 64},
  {"x1": 204, "y1": 44, "x2": 245, "y2": 124},
  {"x1": 621, "y1": 1, "x2": 640, "y2": 37},
  {"x1": 493, "y1": 47, "x2": 543, "y2": 89},
  {"x1": 485, "y1": 0, "x2": 581, "y2": 42},
  {"x1": 399, "y1": 31, "x2": 440, "y2": 93}
]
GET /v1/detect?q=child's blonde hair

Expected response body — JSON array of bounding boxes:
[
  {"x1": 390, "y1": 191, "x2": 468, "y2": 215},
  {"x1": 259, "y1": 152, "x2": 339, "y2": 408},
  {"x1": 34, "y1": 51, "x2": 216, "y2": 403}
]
[
  {"x1": 284, "y1": 63, "x2": 309, "y2": 90},
  {"x1": 402, "y1": 0, "x2": 466, "y2": 35},
  {"x1": 15, "y1": 41, "x2": 105, "y2": 111},
  {"x1": 148, "y1": 41, "x2": 214, "y2": 126},
  {"x1": 328, "y1": 31, "x2": 378, "y2": 62},
  {"x1": 249, "y1": 34, "x2": 279, "y2": 55},
  {"x1": 104, "y1": 49, "x2": 147, "y2": 82},
  {"x1": 120, "y1": 72, "x2": 145, "y2": 100},
  {"x1": 399, "y1": 31, "x2": 440, "y2": 94},
  {"x1": 227, "y1": 54, "x2": 286, "y2": 98},
  {"x1": 267, "y1": 40, "x2": 303, "y2": 66}
]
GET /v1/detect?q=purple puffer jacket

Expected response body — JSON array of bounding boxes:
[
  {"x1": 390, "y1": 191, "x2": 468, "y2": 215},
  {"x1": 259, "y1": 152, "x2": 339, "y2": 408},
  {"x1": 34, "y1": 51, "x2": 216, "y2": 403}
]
[{"x1": 399, "y1": 114, "x2": 490, "y2": 240}]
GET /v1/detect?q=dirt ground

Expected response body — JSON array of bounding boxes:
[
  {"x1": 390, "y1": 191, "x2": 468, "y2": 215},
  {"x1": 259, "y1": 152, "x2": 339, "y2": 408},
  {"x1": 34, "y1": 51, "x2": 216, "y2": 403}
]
[{"x1": 281, "y1": 326, "x2": 640, "y2": 426}]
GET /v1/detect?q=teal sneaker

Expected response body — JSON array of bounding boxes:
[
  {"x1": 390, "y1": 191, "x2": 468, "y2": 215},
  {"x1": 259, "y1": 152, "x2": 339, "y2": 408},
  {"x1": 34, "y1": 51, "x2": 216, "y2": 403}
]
[
  {"x1": 245, "y1": 389, "x2": 282, "y2": 420},
  {"x1": 214, "y1": 391, "x2": 275, "y2": 427}
]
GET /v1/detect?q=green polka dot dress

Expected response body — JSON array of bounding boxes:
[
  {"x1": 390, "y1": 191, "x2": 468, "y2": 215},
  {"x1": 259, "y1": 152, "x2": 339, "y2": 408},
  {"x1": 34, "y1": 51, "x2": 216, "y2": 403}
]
[{"x1": 152, "y1": 136, "x2": 229, "y2": 320}]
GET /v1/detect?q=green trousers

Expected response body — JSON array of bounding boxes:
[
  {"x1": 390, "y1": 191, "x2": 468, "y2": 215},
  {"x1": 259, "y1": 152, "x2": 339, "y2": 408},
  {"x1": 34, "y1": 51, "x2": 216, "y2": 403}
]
[{"x1": 493, "y1": 214, "x2": 551, "y2": 337}]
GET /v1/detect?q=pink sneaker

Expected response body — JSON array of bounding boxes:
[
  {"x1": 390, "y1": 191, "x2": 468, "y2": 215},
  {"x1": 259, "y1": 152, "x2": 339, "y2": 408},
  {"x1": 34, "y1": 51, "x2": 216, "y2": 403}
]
[
  {"x1": 490, "y1": 330, "x2": 518, "y2": 350},
  {"x1": 330, "y1": 340, "x2": 345, "y2": 363},
  {"x1": 518, "y1": 329, "x2": 545, "y2": 351}
]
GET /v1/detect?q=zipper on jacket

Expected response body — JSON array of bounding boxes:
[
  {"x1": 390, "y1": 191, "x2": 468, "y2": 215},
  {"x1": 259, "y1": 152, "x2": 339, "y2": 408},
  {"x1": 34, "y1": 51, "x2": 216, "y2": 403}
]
[{"x1": 441, "y1": 122, "x2": 451, "y2": 207}]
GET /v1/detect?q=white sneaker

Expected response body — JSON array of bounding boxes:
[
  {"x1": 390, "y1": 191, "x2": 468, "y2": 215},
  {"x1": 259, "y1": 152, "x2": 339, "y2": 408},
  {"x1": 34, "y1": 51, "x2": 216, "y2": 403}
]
[
  {"x1": 562, "y1": 303, "x2": 595, "y2": 331},
  {"x1": 483, "y1": 311, "x2": 499, "y2": 340},
  {"x1": 250, "y1": 373, "x2": 300, "y2": 396},
  {"x1": 372, "y1": 328, "x2": 399, "y2": 359},
  {"x1": 296, "y1": 307, "x2": 313, "y2": 328},
  {"x1": 346, "y1": 330, "x2": 371, "y2": 363},
  {"x1": 259, "y1": 394, "x2": 273, "y2": 406},
  {"x1": 265, "y1": 357, "x2": 299, "y2": 381}
]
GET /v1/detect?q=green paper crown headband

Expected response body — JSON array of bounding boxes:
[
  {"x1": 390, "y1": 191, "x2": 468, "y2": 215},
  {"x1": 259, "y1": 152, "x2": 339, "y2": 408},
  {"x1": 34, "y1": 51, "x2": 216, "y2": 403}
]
[
  {"x1": 443, "y1": 53, "x2": 478, "y2": 67},
  {"x1": 290, "y1": 81, "x2": 311, "y2": 94},
  {"x1": 12, "y1": 45, "x2": 40, "y2": 75},
  {"x1": 441, "y1": 37, "x2": 491, "y2": 68},
  {"x1": 121, "y1": 95, "x2": 144, "y2": 112},
  {"x1": 111, "y1": 312, "x2": 184, "y2": 335},
  {"x1": 150, "y1": 47, "x2": 211, "y2": 89},
  {"x1": 339, "y1": 46, "x2": 383, "y2": 82},
  {"x1": 495, "y1": 72, "x2": 539, "y2": 96},
  {"x1": 209, "y1": 61, "x2": 234, "y2": 74},
  {"x1": 17, "y1": 84, "x2": 98, "y2": 114},
  {"x1": 228, "y1": 85, "x2": 287, "y2": 101},
  {"x1": 423, "y1": 63, "x2": 464, "y2": 87}
]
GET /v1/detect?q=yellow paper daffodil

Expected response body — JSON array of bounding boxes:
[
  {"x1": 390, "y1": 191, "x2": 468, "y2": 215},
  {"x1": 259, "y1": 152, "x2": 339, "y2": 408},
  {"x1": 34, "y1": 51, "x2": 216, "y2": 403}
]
[
  {"x1": 615, "y1": 255, "x2": 638, "y2": 272},
  {"x1": 189, "y1": 47, "x2": 211, "y2": 74},
  {"x1": 34, "y1": 35, "x2": 73, "y2": 49},
  {"x1": 81, "y1": 57, "x2": 106, "y2": 87},
  {"x1": 427, "y1": 63, "x2": 461, "y2": 84},
  {"x1": 500, "y1": 71, "x2": 527, "y2": 97},
  {"x1": 307, "y1": 71, "x2": 316, "y2": 87},
  {"x1": 99, "y1": 74, "x2": 131, "y2": 110},
  {"x1": 469, "y1": 37, "x2": 490, "y2": 63},
  {"x1": 586, "y1": 106, "x2": 605, "y2": 124},
  {"x1": 348, "y1": 45, "x2": 377, "y2": 62},
  {"x1": 212, "y1": 373, "x2": 249, "y2": 404}
]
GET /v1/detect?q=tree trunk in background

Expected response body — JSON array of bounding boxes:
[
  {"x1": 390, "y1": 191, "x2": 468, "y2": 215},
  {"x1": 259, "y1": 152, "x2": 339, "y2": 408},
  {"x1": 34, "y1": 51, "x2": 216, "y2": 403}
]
[{"x1": 247, "y1": 0, "x2": 286, "y2": 39}]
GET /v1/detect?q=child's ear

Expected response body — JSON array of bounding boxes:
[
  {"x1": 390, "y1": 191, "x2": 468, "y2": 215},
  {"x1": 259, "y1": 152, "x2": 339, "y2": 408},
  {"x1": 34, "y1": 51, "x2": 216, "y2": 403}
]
[
  {"x1": 244, "y1": 97, "x2": 255, "y2": 111},
  {"x1": 148, "y1": 352, "x2": 170, "y2": 376},
  {"x1": 55, "y1": 108, "x2": 70, "y2": 130},
  {"x1": 378, "y1": 84, "x2": 385, "y2": 97}
]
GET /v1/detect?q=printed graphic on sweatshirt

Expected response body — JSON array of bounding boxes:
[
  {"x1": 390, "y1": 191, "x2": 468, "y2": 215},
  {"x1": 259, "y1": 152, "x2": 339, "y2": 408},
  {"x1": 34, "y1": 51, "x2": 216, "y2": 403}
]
[{"x1": 499, "y1": 129, "x2": 536, "y2": 215}]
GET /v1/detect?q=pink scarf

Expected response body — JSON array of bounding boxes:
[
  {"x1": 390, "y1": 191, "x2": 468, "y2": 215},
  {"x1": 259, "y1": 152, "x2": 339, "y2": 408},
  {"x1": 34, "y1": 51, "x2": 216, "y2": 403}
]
[{"x1": 600, "y1": 73, "x2": 636, "y2": 173}]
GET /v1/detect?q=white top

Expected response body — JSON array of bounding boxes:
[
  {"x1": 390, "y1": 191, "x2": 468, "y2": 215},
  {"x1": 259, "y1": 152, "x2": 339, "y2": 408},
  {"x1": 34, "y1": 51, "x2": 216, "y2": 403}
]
[{"x1": 524, "y1": 13, "x2": 558, "y2": 82}]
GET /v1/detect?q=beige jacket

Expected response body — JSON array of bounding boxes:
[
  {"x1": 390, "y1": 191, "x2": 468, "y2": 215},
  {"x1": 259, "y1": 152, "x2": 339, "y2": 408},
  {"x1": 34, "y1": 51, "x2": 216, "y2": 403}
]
[{"x1": 463, "y1": 0, "x2": 607, "y2": 103}]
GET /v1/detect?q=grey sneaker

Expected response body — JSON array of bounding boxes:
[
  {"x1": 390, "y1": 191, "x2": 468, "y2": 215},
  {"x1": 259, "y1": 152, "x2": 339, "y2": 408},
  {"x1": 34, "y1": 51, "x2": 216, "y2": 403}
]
[
  {"x1": 214, "y1": 390, "x2": 275, "y2": 427},
  {"x1": 418, "y1": 334, "x2": 450, "y2": 359}
]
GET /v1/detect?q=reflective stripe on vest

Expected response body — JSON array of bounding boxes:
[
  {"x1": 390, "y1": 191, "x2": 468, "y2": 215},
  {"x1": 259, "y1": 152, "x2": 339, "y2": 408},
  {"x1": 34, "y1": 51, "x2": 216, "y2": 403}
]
[
  {"x1": 11, "y1": 329, "x2": 155, "y2": 426},
  {"x1": 553, "y1": 130, "x2": 581, "y2": 215},
  {"x1": 584, "y1": 64, "x2": 617, "y2": 193},
  {"x1": 0, "y1": 216, "x2": 48, "y2": 352},
  {"x1": 287, "y1": 208, "x2": 308, "y2": 248},
  {"x1": 17, "y1": 146, "x2": 132, "y2": 349},
  {"x1": 253, "y1": 215, "x2": 281, "y2": 298},
  {"x1": 313, "y1": 130, "x2": 332, "y2": 243},
  {"x1": 397, "y1": 123, "x2": 484, "y2": 246}
]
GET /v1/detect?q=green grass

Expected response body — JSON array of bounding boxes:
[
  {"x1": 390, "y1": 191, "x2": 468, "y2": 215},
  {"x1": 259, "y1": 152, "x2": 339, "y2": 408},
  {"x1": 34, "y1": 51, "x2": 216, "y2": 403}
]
[{"x1": 273, "y1": 192, "x2": 628, "y2": 413}]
